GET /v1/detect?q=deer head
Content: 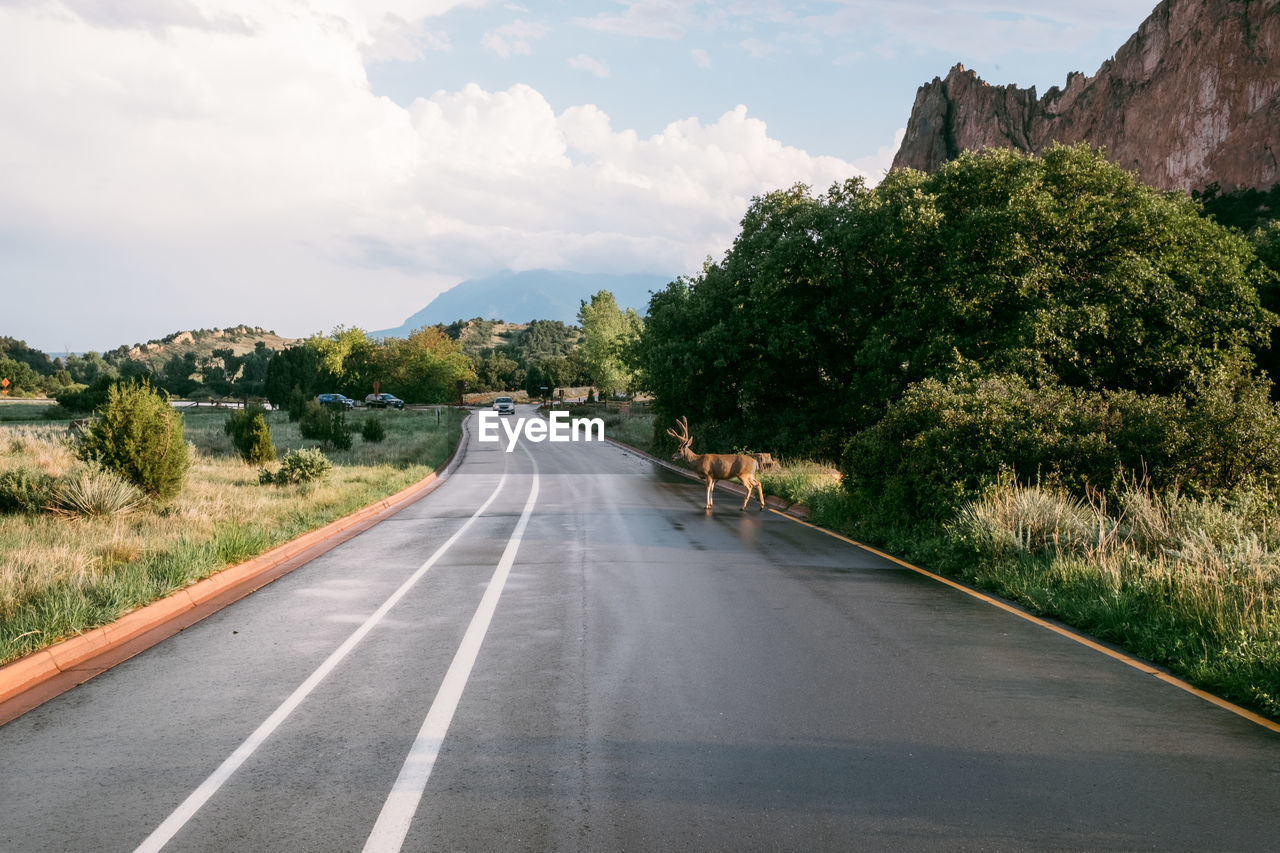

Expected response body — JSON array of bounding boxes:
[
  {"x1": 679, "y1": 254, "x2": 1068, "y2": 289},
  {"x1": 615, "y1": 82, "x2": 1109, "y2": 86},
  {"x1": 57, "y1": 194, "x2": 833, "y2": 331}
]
[{"x1": 666, "y1": 416, "x2": 694, "y2": 461}]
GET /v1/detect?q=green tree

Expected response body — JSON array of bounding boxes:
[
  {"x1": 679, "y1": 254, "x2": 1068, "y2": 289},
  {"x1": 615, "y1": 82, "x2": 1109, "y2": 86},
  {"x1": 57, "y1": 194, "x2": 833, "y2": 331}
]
[
  {"x1": 0, "y1": 337, "x2": 56, "y2": 376},
  {"x1": 379, "y1": 327, "x2": 474, "y2": 402},
  {"x1": 473, "y1": 351, "x2": 523, "y2": 392},
  {"x1": 309, "y1": 326, "x2": 379, "y2": 398},
  {"x1": 161, "y1": 352, "x2": 199, "y2": 398},
  {"x1": 579, "y1": 290, "x2": 643, "y2": 397},
  {"x1": 64, "y1": 352, "x2": 117, "y2": 386},
  {"x1": 264, "y1": 344, "x2": 326, "y2": 408},
  {"x1": 0, "y1": 357, "x2": 43, "y2": 395},
  {"x1": 232, "y1": 341, "x2": 273, "y2": 398},
  {"x1": 635, "y1": 145, "x2": 1276, "y2": 459},
  {"x1": 519, "y1": 320, "x2": 580, "y2": 360},
  {"x1": 76, "y1": 381, "x2": 189, "y2": 502},
  {"x1": 224, "y1": 403, "x2": 276, "y2": 464}
]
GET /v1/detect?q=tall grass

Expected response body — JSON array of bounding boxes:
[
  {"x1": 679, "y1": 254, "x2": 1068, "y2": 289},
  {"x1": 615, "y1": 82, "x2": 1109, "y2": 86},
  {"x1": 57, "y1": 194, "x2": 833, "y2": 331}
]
[
  {"x1": 0, "y1": 406, "x2": 463, "y2": 664},
  {"x1": 940, "y1": 480, "x2": 1280, "y2": 719}
]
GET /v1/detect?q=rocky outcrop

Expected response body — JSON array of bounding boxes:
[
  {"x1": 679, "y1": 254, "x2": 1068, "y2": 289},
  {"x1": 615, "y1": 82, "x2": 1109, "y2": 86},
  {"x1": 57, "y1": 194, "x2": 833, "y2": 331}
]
[{"x1": 891, "y1": 0, "x2": 1280, "y2": 191}]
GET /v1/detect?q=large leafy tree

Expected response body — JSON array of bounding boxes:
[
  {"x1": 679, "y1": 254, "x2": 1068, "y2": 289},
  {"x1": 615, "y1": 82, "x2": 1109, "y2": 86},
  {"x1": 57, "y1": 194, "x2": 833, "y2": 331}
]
[
  {"x1": 378, "y1": 327, "x2": 474, "y2": 403},
  {"x1": 579, "y1": 290, "x2": 643, "y2": 397},
  {"x1": 264, "y1": 343, "x2": 327, "y2": 408},
  {"x1": 635, "y1": 144, "x2": 1276, "y2": 459}
]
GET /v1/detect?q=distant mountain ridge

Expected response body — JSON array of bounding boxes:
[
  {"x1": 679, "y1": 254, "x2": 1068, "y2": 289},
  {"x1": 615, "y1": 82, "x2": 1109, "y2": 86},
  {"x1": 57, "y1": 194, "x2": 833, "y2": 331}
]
[
  {"x1": 373, "y1": 270, "x2": 671, "y2": 338},
  {"x1": 892, "y1": 0, "x2": 1280, "y2": 191},
  {"x1": 118, "y1": 325, "x2": 301, "y2": 363}
]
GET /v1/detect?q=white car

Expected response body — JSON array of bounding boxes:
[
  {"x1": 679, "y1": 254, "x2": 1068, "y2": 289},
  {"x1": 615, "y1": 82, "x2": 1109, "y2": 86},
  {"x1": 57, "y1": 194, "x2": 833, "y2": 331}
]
[{"x1": 492, "y1": 396, "x2": 516, "y2": 415}]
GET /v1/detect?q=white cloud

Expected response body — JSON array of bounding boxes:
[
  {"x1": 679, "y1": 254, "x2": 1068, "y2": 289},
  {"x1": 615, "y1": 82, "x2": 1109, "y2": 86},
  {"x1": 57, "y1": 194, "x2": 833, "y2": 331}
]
[
  {"x1": 738, "y1": 37, "x2": 775, "y2": 58},
  {"x1": 851, "y1": 127, "x2": 906, "y2": 180},
  {"x1": 690, "y1": 47, "x2": 711, "y2": 68},
  {"x1": 481, "y1": 18, "x2": 549, "y2": 58},
  {"x1": 573, "y1": 0, "x2": 704, "y2": 40},
  {"x1": 568, "y1": 53, "x2": 611, "y2": 78},
  {"x1": 0, "y1": 0, "x2": 865, "y2": 349},
  {"x1": 808, "y1": 1, "x2": 1155, "y2": 63}
]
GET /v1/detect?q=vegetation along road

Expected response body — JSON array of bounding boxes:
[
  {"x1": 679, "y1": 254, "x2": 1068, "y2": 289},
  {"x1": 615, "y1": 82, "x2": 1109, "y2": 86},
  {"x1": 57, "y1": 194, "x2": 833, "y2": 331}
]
[{"x1": 0, "y1": 404, "x2": 1277, "y2": 851}]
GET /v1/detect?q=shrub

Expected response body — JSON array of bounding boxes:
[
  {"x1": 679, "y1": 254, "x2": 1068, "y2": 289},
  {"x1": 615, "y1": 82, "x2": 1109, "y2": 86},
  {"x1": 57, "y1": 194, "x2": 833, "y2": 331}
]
[
  {"x1": 329, "y1": 412, "x2": 353, "y2": 451},
  {"x1": 361, "y1": 416, "x2": 386, "y2": 443},
  {"x1": 286, "y1": 388, "x2": 308, "y2": 423},
  {"x1": 840, "y1": 374, "x2": 1140, "y2": 527},
  {"x1": 271, "y1": 447, "x2": 332, "y2": 485},
  {"x1": 1175, "y1": 363, "x2": 1280, "y2": 497},
  {"x1": 299, "y1": 399, "x2": 352, "y2": 449},
  {"x1": 0, "y1": 467, "x2": 55, "y2": 514},
  {"x1": 224, "y1": 404, "x2": 276, "y2": 464},
  {"x1": 75, "y1": 381, "x2": 188, "y2": 502},
  {"x1": 298, "y1": 399, "x2": 327, "y2": 440},
  {"x1": 949, "y1": 479, "x2": 1098, "y2": 557},
  {"x1": 53, "y1": 376, "x2": 115, "y2": 414},
  {"x1": 48, "y1": 466, "x2": 146, "y2": 518},
  {"x1": 841, "y1": 366, "x2": 1280, "y2": 531}
]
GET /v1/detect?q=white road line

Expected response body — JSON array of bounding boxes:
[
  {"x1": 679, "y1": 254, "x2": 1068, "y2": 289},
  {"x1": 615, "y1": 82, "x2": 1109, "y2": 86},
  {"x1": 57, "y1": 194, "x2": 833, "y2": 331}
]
[
  {"x1": 362, "y1": 461, "x2": 541, "y2": 853},
  {"x1": 133, "y1": 472, "x2": 511, "y2": 853}
]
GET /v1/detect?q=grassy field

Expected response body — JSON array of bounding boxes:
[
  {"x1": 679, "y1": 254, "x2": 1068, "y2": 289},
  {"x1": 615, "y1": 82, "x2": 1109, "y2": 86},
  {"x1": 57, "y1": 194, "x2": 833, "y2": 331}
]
[
  {"x1": 0, "y1": 404, "x2": 463, "y2": 665},
  {"x1": 574, "y1": 405, "x2": 1280, "y2": 723}
]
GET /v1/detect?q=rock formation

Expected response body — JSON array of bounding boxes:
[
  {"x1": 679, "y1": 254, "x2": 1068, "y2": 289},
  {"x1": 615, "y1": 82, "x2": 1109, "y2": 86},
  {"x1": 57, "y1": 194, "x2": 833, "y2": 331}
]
[{"x1": 891, "y1": 0, "x2": 1279, "y2": 191}]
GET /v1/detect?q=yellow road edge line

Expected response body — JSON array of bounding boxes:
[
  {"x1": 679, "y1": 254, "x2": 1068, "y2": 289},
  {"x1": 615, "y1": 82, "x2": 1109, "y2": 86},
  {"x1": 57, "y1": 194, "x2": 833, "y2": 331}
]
[{"x1": 767, "y1": 507, "x2": 1280, "y2": 735}]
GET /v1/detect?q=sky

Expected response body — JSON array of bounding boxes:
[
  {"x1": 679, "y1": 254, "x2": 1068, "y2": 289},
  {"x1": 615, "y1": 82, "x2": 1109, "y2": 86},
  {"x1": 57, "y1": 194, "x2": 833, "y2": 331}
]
[{"x1": 0, "y1": 0, "x2": 1160, "y2": 353}]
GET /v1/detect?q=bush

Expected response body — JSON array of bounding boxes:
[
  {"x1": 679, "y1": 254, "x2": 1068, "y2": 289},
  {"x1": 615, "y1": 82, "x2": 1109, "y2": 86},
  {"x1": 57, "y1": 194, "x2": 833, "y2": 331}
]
[
  {"x1": 839, "y1": 373, "x2": 1195, "y2": 528},
  {"x1": 270, "y1": 447, "x2": 332, "y2": 485},
  {"x1": 841, "y1": 366, "x2": 1280, "y2": 531},
  {"x1": 299, "y1": 399, "x2": 352, "y2": 449},
  {"x1": 48, "y1": 466, "x2": 146, "y2": 518},
  {"x1": 1175, "y1": 363, "x2": 1280, "y2": 496},
  {"x1": 224, "y1": 404, "x2": 276, "y2": 464},
  {"x1": 361, "y1": 416, "x2": 386, "y2": 443},
  {"x1": 286, "y1": 388, "x2": 308, "y2": 423},
  {"x1": 0, "y1": 467, "x2": 55, "y2": 514},
  {"x1": 75, "y1": 381, "x2": 189, "y2": 502},
  {"x1": 54, "y1": 376, "x2": 115, "y2": 414}
]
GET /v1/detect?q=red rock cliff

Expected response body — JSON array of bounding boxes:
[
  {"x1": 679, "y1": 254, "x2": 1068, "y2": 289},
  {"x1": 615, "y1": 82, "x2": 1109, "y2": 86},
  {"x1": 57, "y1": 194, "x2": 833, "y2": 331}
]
[{"x1": 891, "y1": 0, "x2": 1279, "y2": 191}]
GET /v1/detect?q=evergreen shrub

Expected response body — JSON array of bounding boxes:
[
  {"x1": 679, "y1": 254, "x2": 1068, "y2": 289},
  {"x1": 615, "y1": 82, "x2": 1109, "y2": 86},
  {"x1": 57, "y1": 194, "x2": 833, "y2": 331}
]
[{"x1": 75, "y1": 381, "x2": 188, "y2": 502}]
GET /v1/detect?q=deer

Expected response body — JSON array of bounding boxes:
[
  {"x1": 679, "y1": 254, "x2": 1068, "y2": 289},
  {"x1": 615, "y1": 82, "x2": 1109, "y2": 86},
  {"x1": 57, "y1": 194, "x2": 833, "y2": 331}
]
[{"x1": 666, "y1": 416, "x2": 766, "y2": 511}]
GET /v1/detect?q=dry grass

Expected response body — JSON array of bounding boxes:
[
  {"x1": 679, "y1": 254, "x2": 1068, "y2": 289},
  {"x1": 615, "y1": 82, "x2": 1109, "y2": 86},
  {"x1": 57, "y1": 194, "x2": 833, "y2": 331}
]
[{"x1": 0, "y1": 407, "x2": 462, "y2": 663}]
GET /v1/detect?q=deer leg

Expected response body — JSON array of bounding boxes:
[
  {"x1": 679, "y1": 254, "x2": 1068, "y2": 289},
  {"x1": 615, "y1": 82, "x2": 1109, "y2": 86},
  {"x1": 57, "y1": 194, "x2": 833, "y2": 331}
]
[{"x1": 705, "y1": 477, "x2": 715, "y2": 508}]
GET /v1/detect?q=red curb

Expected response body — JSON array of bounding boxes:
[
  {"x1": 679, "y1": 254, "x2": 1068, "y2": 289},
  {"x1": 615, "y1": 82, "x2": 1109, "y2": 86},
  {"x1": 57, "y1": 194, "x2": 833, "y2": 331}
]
[{"x1": 0, "y1": 420, "x2": 469, "y2": 724}]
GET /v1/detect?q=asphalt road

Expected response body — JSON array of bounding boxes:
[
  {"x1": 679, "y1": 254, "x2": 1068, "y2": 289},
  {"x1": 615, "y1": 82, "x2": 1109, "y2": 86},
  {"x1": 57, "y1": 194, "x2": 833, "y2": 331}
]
[{"x1": 2, "y1": 406, "x2": 1279, "y2": 852}]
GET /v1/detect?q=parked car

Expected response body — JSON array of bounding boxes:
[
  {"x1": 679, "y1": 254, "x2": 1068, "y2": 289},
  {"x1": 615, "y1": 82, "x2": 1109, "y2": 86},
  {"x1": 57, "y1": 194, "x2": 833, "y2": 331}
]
[
  {"x1": 493, "y1": 396, "x2": 516, "y2": 416},
  {"x1": 316, "y1": 393, "x2": 354, "y2": 409},
  {"x1": 365, "y1": 393, "x2": 405, "y2": 409}
]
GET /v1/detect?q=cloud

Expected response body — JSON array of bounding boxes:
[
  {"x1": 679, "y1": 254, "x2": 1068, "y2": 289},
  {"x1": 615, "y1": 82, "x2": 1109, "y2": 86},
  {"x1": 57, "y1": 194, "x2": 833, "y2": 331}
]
[
  {"x1": 573, "y1": 0, "x2": 705, "y2": 40},
  {"x1": 0, "y1": 0, "x2": 865, "y2": 349},
  {"x1": 851, "y1": 127, "x2": 907, "y2": 180},
  {"x1": 690, "y1": 47, "x2": 711, "y2": 68},
  {"x1": 568, "y1": 53, "x2": 610, "y2": 78},
  {"x1": 481, "y1": 18, "x2": 549, "y2": 58},
  {"x1": 806, "y1": 0, "x2": 1155, "y2": 63},
  {"x1": 738, "y1": 37, "x2": 775, "y2": 58}
]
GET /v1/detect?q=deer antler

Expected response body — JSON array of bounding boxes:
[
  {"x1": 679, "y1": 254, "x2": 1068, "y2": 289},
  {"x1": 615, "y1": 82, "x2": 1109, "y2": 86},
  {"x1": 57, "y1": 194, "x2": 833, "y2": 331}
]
[{"x1": 666, "y1": 416, "x2": 691, "y2": 446}]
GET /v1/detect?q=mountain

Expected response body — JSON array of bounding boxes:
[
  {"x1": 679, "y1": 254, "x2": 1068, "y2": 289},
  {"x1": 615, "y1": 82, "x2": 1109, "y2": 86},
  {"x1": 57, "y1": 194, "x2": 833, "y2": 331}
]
[
  {"x1": 891, "y1": 0, "x2": 1280, "y2": 192},
  {"x1": 115, "y1": 325, "x2": 301, "y2": 365},
  {"x1": 373, "y1": 270, "x2": 672, "y2": 338}
]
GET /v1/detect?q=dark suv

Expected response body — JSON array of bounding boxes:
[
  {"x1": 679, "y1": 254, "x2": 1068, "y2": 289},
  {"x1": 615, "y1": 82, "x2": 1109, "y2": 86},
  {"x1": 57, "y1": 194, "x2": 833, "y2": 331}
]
[{"x1": 364, "y1": 393, "x2": 405, "y2": 409}]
